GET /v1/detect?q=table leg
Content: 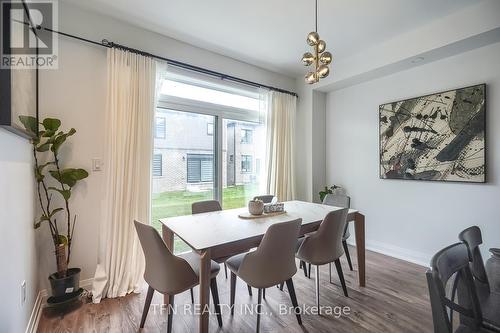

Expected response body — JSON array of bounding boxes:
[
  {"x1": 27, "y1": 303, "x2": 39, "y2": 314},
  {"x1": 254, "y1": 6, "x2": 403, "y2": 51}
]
[
  {"x1": 199, "y1": 249, "x2": 211, "y2": 333},
  {"x1": 162, "y1": 225, "x2": 174, "y2": 306},
  {"x1": 354, "y1": 212, "x2": 366, "y2": 287}
]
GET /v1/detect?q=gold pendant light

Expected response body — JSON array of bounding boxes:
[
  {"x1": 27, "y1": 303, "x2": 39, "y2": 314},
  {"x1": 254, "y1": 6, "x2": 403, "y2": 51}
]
[{"x1": 302, "y1": 0, "x2": 332, "y2": 84}]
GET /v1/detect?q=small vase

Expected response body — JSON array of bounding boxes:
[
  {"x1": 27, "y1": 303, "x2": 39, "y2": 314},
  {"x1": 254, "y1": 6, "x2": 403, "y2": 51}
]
[
  {"x1": 486, "y1": 248, "x2": 500, "y2": 293},
  {"x1": 248, "y1": 200, "x2": 264, "y2": 215}
]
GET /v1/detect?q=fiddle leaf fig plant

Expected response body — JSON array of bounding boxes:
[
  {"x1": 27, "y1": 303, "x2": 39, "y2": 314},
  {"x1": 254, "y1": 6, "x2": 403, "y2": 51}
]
[{"x1": 20, "y1": 115, "x2": 89, "y2": 278}]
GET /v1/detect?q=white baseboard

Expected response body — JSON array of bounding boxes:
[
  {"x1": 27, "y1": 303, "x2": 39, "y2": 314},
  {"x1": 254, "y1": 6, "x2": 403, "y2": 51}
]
[
  {"x1": 25, "y1": 291, "x2": 43, "y2": 333},
  {"x1": 347, "y1": 239, "x2": 430, "y2": 268}
]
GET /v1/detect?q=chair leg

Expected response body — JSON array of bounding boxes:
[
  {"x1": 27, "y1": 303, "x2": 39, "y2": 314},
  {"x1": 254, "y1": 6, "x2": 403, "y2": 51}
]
[
  {"x1": 285, "y1": 278, "x2": 302, "y2": 325},
  {"x1": 301, "y1": 260, "x2": 308, "y2": 278},
  {"x1": 210, "y1": 278, "x2": 223, "y2": 327},
  {"x1": 314, "y1": 265, "x2": 320, "y2": 309},
  {"x1": 167, "y1": 294, "x2": 175, "y2": 333},
  {"x1": 329, "y1": 263, "x2": 332, "y2": 283},
  {"x1": 190, "y1": 288, "x2": 194, "y2": 303},
  {"x1": 263, "y1": 288, "x2": 266, "y2": 299},
  {"x1": 342, "y1": 240, "x2": 353, "y2": 271},
  {"x1": 279, "y1": 282, "x2": 284, "y2": 291},
  {"x1": 308, "y1": 263, "x2": 312, "y2": 278},
  {"x1": 230, "y1": 272, "x2": 237, "y2": 315},
  {"x1": 256, "y1": 288, "x2": 263, "y2": 333},
  {"x1": 334, "y1": 259, "x2": 349, "y2": 297},
  {"x1": 224, "y1": 263, "x2": 228, "y2": 278},
  {"x1": 140, "y1": 286, "x2": 154, "y2": 328},
  {"x1": 247, "y1": 284, "x2": 253, "y2": 296}
]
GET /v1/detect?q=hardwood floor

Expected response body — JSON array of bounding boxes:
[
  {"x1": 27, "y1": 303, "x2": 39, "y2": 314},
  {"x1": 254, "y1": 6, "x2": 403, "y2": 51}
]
[{"x1": 37, "y1": 247, "x2": 432, "y2": 333}]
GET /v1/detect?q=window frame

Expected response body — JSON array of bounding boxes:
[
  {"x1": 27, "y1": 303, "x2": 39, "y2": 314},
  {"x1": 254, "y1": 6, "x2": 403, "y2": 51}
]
[
  {"x1": 155, "y1": 116, "x2": 166, "y2": 139},
  {"x1": 186, "y1": 153, "x2": 214, "y2": 183},
  {"x1": 241, "y1": 128, "x2": 253, "y2": 144},
  {"x1": 152, "y1": 153, "x2": 163, "y2": 177},
  {"x1": 241, "y1": 155, "x2": 253, "y2": 173}
]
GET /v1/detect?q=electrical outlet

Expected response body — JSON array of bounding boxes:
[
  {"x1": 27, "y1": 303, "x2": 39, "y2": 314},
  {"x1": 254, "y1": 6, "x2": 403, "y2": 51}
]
[
  {"x1": 92, "y1": 158, "x2": 103, "y2": 172},
  {"x1": 21, "y1": 280, "x2": 26, "y2": 305}
]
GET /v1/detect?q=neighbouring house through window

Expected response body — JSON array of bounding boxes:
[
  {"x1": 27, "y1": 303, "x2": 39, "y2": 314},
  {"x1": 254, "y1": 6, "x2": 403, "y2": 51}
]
[
  {"x1": 187, "y1": 154, "x2": 214, "y2": 183},
  {"x1": 153, "y1": 154, "x2": 162, "y2": 177}
]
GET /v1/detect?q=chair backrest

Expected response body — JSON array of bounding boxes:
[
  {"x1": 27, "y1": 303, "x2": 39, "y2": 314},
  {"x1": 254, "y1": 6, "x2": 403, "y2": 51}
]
[
  {"x1": 323, "y1": 193, "x2": 350, "y2": 208},
  {"x1": 192, "y1": 200, "x2": 222, "y2": 214},
  {"x1": 427, "y1": 243, "x2": 483, "y2": 333},
  {"x1": 253, "y1": 195, "x2": 276, "y2": 204},
  {"x1": 458, "y1": 226, "x2": 489, "y2": 288},
  {"x1": 297, "y1": 208, "x2": 349, "y2": 265},
  {"x1": 134, "y1": 221, "x2": 198, "y2": 294},
  {"x1": 323, "y1": 194, "x2": 351, "y2": 239},
  {"x1": 237, "y1": 219, "x2": 302, "y2": 288}
]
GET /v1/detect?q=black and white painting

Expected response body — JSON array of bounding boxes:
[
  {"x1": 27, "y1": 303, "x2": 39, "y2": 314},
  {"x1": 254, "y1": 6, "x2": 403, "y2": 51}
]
[{"x1": 379, "y1": 84, "x2": 486, "y2": 183}]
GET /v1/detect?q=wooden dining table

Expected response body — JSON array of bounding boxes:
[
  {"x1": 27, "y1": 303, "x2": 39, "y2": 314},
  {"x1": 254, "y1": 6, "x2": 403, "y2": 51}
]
[{"x1": 160, "y1": 200, "x2": 366, "y2": 333}]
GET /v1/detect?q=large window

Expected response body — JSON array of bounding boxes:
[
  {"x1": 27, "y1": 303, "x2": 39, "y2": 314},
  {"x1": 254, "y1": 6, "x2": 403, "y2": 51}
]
[
  {"x1": 187, "y1": 154, "x2": 214, "y2": 183},
  {"x1": 152, "y1": 68, "x2": 267, "y2": 253}
]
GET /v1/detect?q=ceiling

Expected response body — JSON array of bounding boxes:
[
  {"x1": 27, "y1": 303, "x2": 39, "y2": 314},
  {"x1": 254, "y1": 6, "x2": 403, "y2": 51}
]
[{"x1": 64, "y1": 0, "x2": 479, "y2": 78}]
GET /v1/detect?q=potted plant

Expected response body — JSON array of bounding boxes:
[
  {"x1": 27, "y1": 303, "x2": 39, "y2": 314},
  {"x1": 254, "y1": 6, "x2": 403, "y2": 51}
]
[
  {"x1": 20, "y1": 116, "x2": 89, "y2": 299},
  {"x1": 319, "y1": 184, "x2": 343, "y2": 202}
]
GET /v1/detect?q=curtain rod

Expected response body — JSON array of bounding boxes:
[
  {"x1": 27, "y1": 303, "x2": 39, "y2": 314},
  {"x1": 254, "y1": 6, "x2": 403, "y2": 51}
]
[{"x1": 35, "y1": 25, "x2": 299, "y2": 98}]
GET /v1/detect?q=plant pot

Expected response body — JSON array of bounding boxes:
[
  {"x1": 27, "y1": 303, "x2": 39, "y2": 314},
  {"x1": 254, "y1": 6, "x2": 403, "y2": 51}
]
[
  {"x1": 49, "y1": 268, "x2": 81, "y2": 298},
  {"x1": 486, "y1": 248, "x2": 500, "y2": 293},
  {"x1": 248, "y1": 200, "x2": 264, "y2": 215}
]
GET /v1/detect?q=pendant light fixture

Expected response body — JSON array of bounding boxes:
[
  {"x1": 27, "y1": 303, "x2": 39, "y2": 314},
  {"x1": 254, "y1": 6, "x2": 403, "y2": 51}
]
[{"x1": 302, "y1": 0, "x2": 332, "y2": 84}]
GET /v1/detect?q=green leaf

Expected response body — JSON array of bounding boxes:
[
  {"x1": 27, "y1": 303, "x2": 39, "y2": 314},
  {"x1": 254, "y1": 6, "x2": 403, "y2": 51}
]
[
  {"x1": 48, "y1": 187, "x2": 71, "y2": 200},
  {"x1": 49, "y1": 207, "x2": 64, "y2": 217},
  {"x1": 49, "y1": 168, "x2": 89, "y2": 187},
  {"x1": 67, "y1": 128, "x2": 76, "y2": 136},
  {"x1": 42, "y1": 129, "x2": 56, "y2": 138},
  {"x1": 42, "y1": 118, "x2": 61, "y2": 132},
  {"x1": 36, "y1": 142, "x2": 50, "y2": 152},
  {"x1": 50, "y1": 133, "x2": 67, "y2": 154},
  {"x1": 19, "y1": 116, "x2": 38, "y2": 136},
  {"x1": 57, "y1": 235, "x2": 68, "y2": 246}
]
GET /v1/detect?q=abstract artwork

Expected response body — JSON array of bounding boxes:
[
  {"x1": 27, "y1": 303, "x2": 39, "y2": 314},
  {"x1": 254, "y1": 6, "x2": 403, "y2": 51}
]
[{"x1": 379, "y1": 84, "x2": 486, "y2": 183}]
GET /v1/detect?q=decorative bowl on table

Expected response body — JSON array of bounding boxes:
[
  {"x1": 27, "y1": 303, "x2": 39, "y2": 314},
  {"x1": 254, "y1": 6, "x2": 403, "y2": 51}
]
[{"x1": 248, "y1": 199, "x2": 264, "y2": 215}]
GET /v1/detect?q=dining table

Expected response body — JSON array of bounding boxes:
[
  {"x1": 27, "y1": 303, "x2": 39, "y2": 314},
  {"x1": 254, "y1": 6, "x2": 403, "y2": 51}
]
[{"x1": 160, "y1": 200, "x2": 366, "y2": 333}]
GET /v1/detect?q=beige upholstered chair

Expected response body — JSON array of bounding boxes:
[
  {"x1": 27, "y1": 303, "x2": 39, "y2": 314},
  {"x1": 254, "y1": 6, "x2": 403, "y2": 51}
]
[
  {"x1": 296, "y1": 208, "x2": 349, "y2": 308},
  {"x1": 323, "y1": 194, "x2": 353, "y2": 271},
  {"x1": 226, "y1": 219, "x2": 303, "y2": 333},
  {"x1": 191, "y1": 200, "x2": 222, "y2": 215},
  {"x1": 253, "y1": 194, "x2": 277, "y2": 204},
  {"x1": 134, "y1": 221, "x2": 222, "y2": 332}
]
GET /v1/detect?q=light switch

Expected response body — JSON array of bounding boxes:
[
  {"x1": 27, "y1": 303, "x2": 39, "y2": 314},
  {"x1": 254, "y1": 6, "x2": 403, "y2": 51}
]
[{"x1": 92, "y1": 158, "x2": 103, "y2": 172}]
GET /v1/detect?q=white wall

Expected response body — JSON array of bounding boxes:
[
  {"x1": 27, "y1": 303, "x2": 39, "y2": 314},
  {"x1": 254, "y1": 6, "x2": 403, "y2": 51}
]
[
  {"x1": 37, "y1": 2, "x2": 296, "y2": 289},
  {"x1": 0, "y1": 129, "x2": 38, "y2": 333},
  {"x1": 326, "y1": 42, "x2": 500, "y2": 266}
]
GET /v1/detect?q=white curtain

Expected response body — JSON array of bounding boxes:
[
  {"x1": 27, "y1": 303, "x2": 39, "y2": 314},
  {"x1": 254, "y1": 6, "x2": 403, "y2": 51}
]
[
  {"x1": 265, "y1": 91, "x2": 297, "y2": 201},
  {"x1": 92, "y1": 48, "x2": 157, "y2": 303}
]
